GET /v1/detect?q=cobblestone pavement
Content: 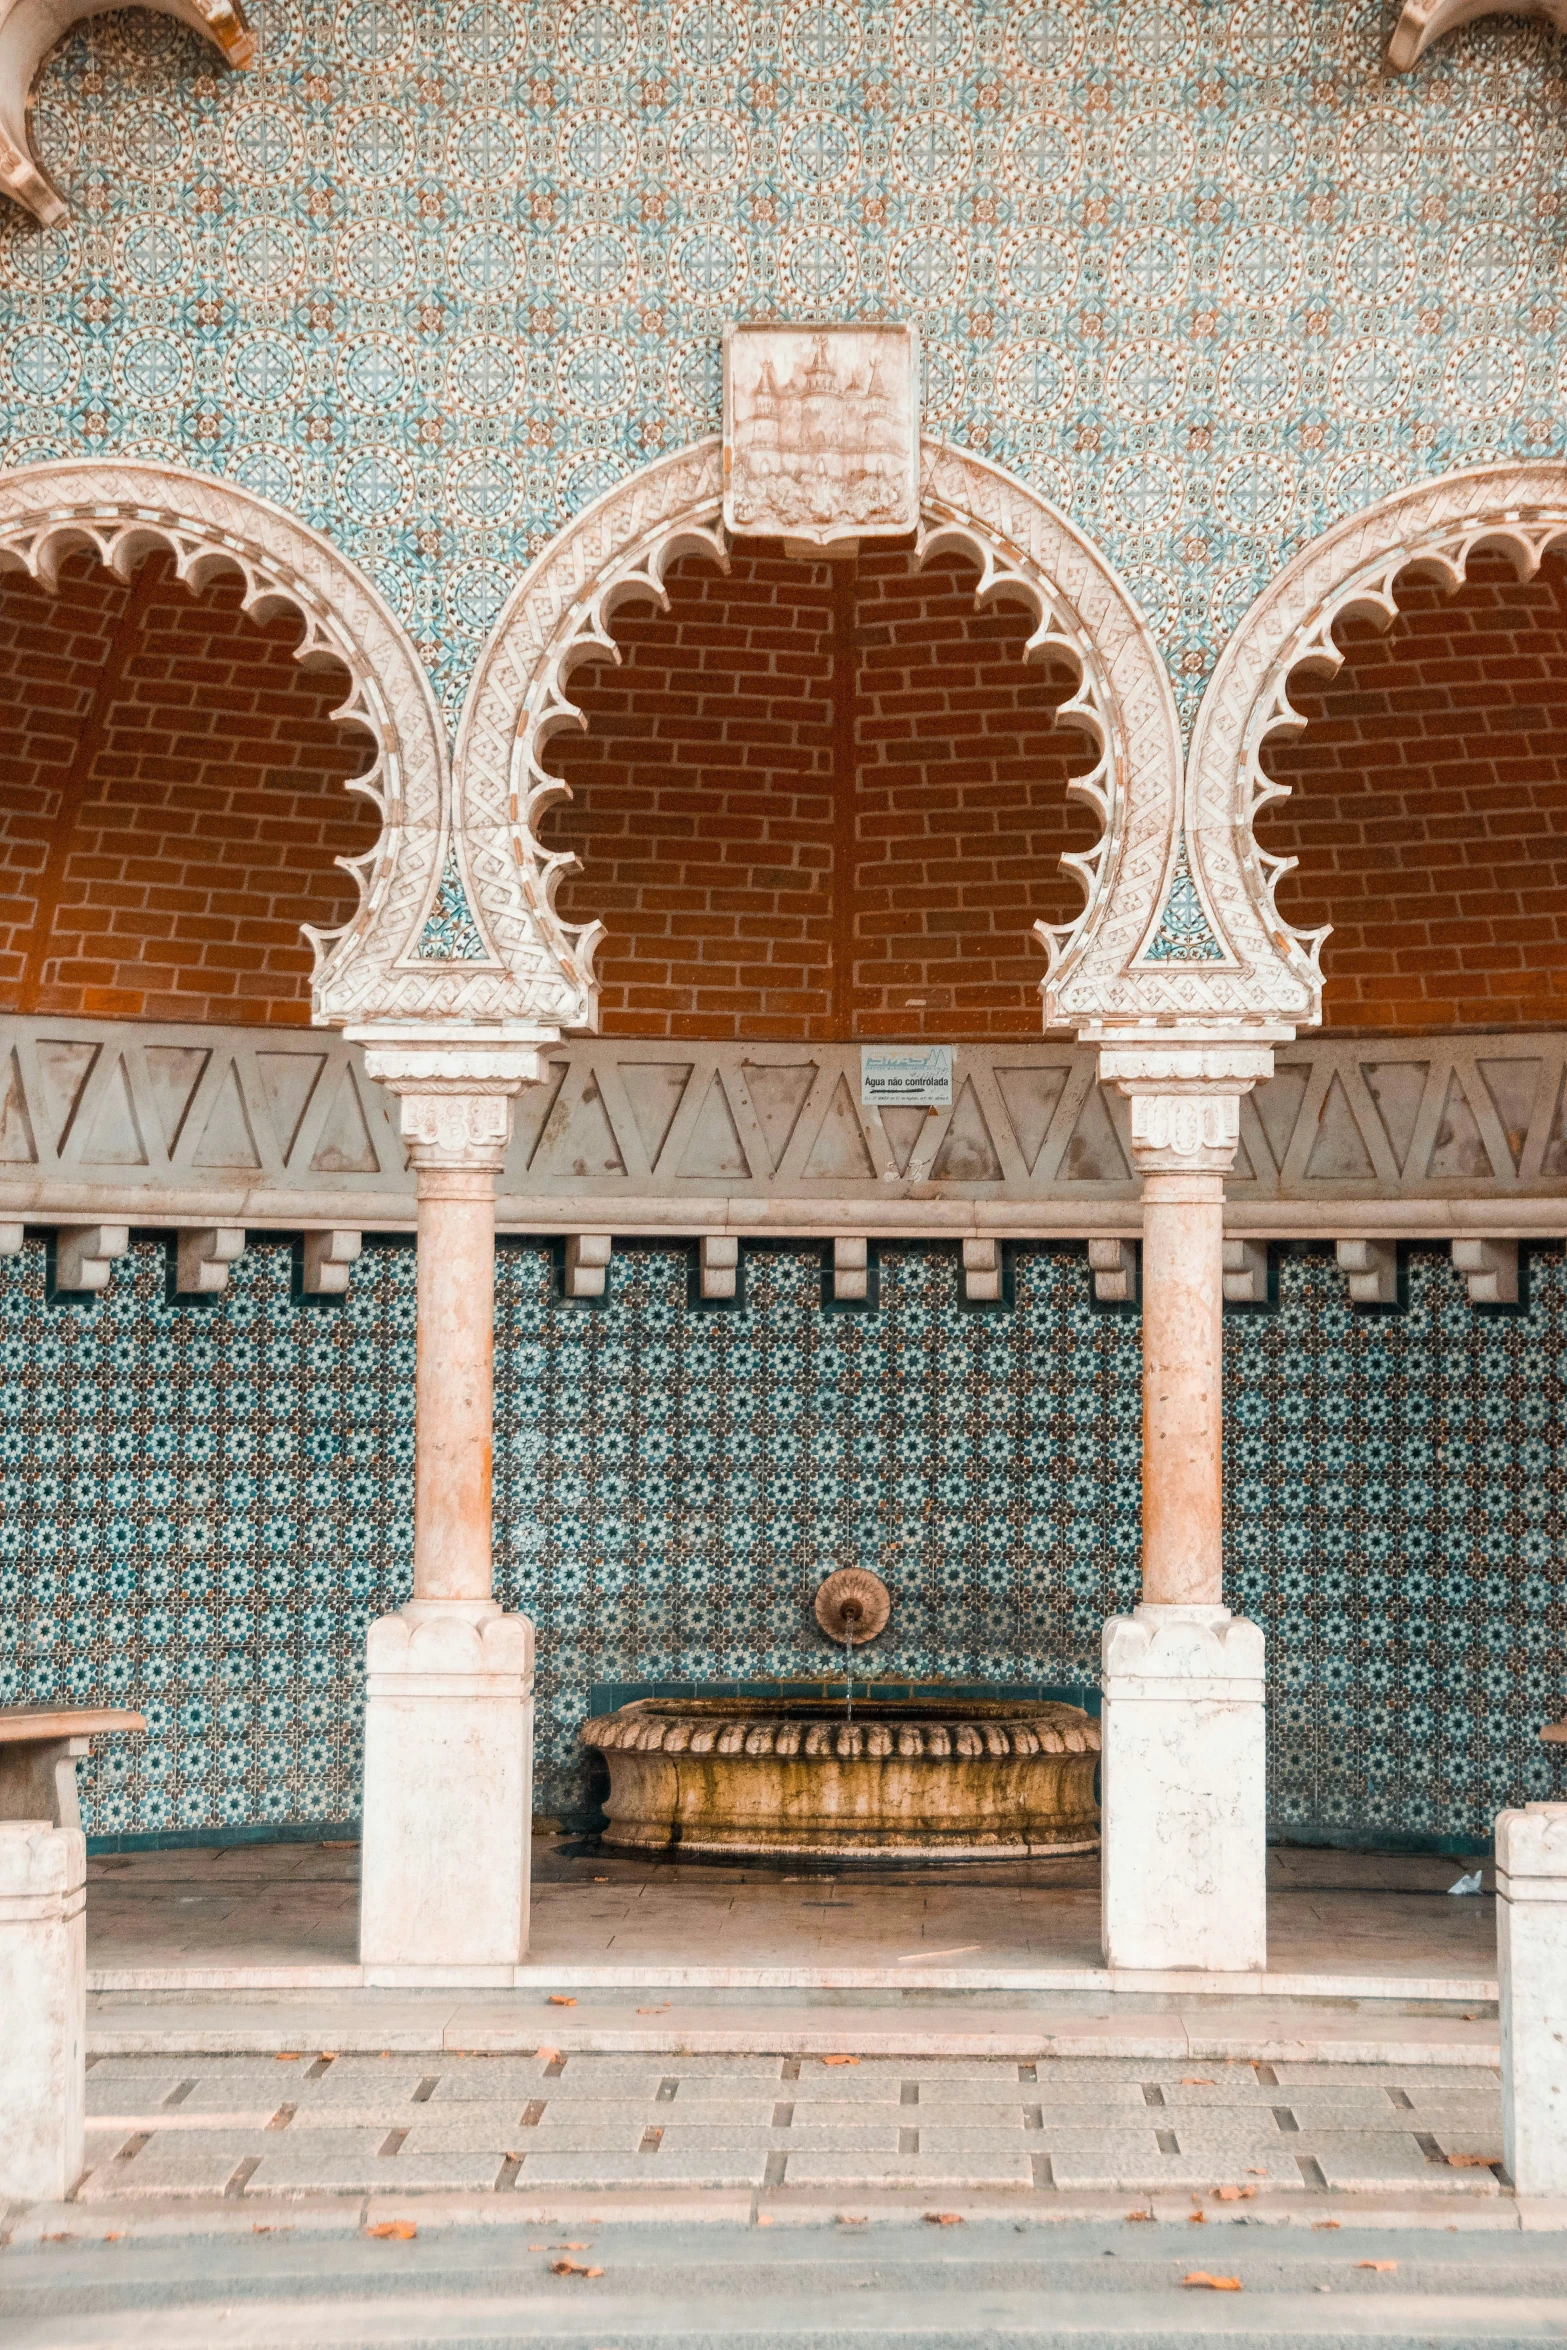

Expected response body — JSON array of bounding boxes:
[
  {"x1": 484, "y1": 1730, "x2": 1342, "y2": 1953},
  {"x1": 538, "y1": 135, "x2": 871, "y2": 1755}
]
[{"x1": 79, "y1": 2050, "x2": 1505, "y2": 2202}]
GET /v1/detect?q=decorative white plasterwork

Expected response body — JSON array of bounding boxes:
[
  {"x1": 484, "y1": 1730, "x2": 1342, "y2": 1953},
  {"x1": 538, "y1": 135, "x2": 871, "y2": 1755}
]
[
  {"x1": 1388, "y1": 0, "x2": 1566, "y2": 68},
  {"x1": 0, "y1": 457, "x2": 454, "y2": 1030},
  {"x1": 0, "y1": 0, "x2": 252, "y2": 225},
  {"x1": 458, "y1": 434, "x2": 1235, "y2": 1042},
  {"x1": 1188, "y1": 461, "x2": 1567, "y2": 1036}
]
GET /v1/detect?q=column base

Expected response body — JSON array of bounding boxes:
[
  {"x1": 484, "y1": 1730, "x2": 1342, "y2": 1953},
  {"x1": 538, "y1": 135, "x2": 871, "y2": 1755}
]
[
  {"x1": 358, "y1": 1602, "x2": 534, "y2": 1984},
  {"x1": 1100, "y1": 1604, "x2": 1267, "y2": 1974},
  {"x1": 1498, "y1": 1803, "x2": 1567, "y2": 2197},
  {"x1": 0, "y1": 1823, "x2": 85, "y2": 2202}
]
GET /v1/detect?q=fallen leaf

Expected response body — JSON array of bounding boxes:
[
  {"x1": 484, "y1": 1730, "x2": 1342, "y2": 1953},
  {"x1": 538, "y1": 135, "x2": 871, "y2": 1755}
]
[
  {"x1": 924, "y1": 2211, "x2": 964, "y2": 2226},
  {"x1": 366, "y1": 2221, "x2": 417, "y2": 2241},
  {"x1": 554, "y1": 2242, "x2": 592, "y2": 2251},
  {"x1": 274, "y1": 2052, "x2": 301, "y2": 2062},
  {"x1": 528, "y1": 2243, "x2": 547, "y2": 2251},
  {"x1": 1462, "y1": 2012, "x2": 1478, "y2": 2022},
  {"x1": 1212, "y1": 2185, "x2": 1256, "y2": 2201},
  {"x1": 1357, "y1": 2260, "x2": 1398, "y2": 2272},
  {"x1": 1181, "y1": 2078, "x2": 1215, "y2": 2087},
  {"x1": 104, "y1": 2232, "x2": 124, "y2": 2242},
  {"x1": 548, "y1": 1995, "x2": 577, "y2": 2008},
  {"x1": 1126, "y1": 2210, "x2": 1154, "y2": 2223},
  {"x1": 757, "y1": 2214, "x2": 775, "y2": 2227},
  {"x1": 837, "y1": 2214, "x2": 868, "y2": 2225},
  {"x1": 822, "y1": 2054, "x2": 859, "y2": 2068},
  {"x1": 41, "y1": 2234, "x2": 76, "y2": 2244},
  {"x1": 592, "y1": 1875, "x2": 609, "y2": 1882},
  {"x1": 1312, "y1": 2220, "x2": 1341, "y2": 2231},
  {"x1": 550, "y1": 2258, "x2": 604, "y2": 2278},
  {"x1": 1188, "y1": 2210, "x2": 1207, "y2": 2224},
  {"x1": 536, "y1": 2047, "x2": 560, "y2": 2063},
  {"x1": 319, "y1": 2052, "x2": 338, "y2": 2062},
  {"x1": 379, "y1": 2051, "x2": 391, "y2": 2060},
  {"x1": 1447, "y1": 2153, "x2": 1497, "y2": 2168},
  {"x1": 635, "y1": 2006, "x2": 670, "y2": 2015},
  {"x1": 1184, "y1": 2273, "x2": 1242, "y2": 2292}
]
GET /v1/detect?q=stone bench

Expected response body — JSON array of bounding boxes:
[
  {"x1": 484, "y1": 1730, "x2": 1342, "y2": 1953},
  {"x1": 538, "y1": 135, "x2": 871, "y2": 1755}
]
[{"x1": 0, "y1": 1706, "x2": 144, "y2": 2203}]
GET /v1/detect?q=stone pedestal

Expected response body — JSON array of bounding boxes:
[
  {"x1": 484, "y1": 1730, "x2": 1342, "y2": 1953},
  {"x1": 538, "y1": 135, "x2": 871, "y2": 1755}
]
[
  {"x1": 1497, "y1": 1802, "x2": 1567, "y2": 2199},
  {"x1": 0, "y1": 1823, "x2": 85, "y2": 2202},
  {"x1": 359, "y1": 1603, "x2": 534, "y2": 1982},
  {"x1": 354, "y1": 1030, "x2": 552, "y2": 1981},
  {"x1": 1099, "y1": 1605, "x2": 1267, "y2": 1973}
]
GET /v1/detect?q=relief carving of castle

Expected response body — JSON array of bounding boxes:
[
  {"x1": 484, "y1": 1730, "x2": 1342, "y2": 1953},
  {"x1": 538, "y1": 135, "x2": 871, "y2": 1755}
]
[{"x1": 722, "y1": 324, "x2": 920, "y2": 545}]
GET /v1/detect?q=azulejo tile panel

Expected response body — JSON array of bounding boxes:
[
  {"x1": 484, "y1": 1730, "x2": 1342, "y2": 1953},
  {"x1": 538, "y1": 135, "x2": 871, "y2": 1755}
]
[
  {"x1": 1, "y1": 1236, "x2": 1562, "y2": 1844},
  {"x1": 2, "y1": 2, "x2": 1565, "y2": 723}
]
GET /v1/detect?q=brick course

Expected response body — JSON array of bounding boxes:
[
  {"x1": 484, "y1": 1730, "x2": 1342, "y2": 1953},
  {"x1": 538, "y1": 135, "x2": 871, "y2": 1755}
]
[
  {"x1": 547, "y1": 543, "x2": 1095, "y2": 1040},
  {"x1": 1260, "y1": 552, "x2": 1567, "y2": 1031},
  {"x1": 0, "y1": 550, "x2": 376, "y2": 1025}
]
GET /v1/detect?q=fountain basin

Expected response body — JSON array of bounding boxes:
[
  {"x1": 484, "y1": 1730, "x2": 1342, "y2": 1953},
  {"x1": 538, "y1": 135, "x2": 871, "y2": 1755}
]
[{"x1": 580, "y1": 1695, "x2": 1101, "y2": 1860}]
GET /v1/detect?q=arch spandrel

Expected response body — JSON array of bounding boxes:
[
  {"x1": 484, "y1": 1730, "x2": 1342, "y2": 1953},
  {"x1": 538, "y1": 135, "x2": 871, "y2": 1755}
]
[
  {"x1": 0, "y1": 0, "x2": 252, "y2": 226},
  {"x1": 1187, "y1": 460, "x2": 1567, "y2": 1036},
  {"x1": 0, "y1": 456, "x2": 450, "y2": 1030},
  {"x1": 455, "y1": 433, "x2": 1231, "y2": 1045}
]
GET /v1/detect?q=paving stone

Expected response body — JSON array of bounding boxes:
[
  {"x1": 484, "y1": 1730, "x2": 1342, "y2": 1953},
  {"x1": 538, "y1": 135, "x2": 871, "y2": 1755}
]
[
  {"x1": 150, "y1": 2082, "x2": 291, "y2": 2121},
  {"x1": 396, "y1": 2105, "x2": 533, "y2": 2153},
  {"x1": 1167, "y1": 2123, "x2": 1295, "y2": 2154},
  {"x1": 83, "y1": 2126, "x2": 136, "y2": 2166},
  {"x1": 518, "y1": 2151, "x2": 767, "y2": 2187},
  {"x1": 911, "y1": 2115, "x2": 1033, "y2": 2133},
  {"x1": 788, "y1": 2098, "x2": 907, "y2": 2126},
  {"x1": 1032, "y1": 2127, "x2": 1167, "y2": 2152},
  {"x1": 916, "y1": 2127, "x2": 1039, "y2": 2156},
  {"x1": 544, "y1": 2069, "x2": 669, "y2": 2101},
  {"x1": 1155, "y1": 2082, "x2": 1302, "y2": 2109},
  {"x1": 657, "y1": 2124, "x2": 902, "y2": 2153},
  {"x1": 1301, "y1": 2132, "x2": 1497, "y2": 2193},
  {"x1": 1427, "y1": 2125, "x2": 1506, "y2": 2162},
  {"x1": 661, "y1": 2062, "x2": 784, "y2": 2083},
  {"x1": 1047, "y1": 2147, "x2": 1308, "y2": 2191},
  {"x1": 664, "y1": 2079, "x2": 787, "y2": 2105},
  {"x1": 518, "y1": 2122, "x2": 648, "y2": 2153},
  {"x1": 79, "y1": 2131, "x2": 265, "y2": 2200},
  {"x1": 426, "y1": 2060, "x2": 553, "y2": 2102},
  {"x1": 1020, "y1": 2084, "x2": 1150, "y2": 2113},
  {"x1": 1269, "y1": 2064, "x2": 1499, "y2": 2089},
  {"x1": 246, "y1": 2133, "x2": 506, "y2": 2194},
  {"x1": 84, "y1": 2066, "x2": 190, "y2": 2108},
  {"x1": 1260, "y1": 2087, "x2": 1404, "y2": 2118},
  {"x1": 1280, "y1": 2098, "x2": 1480, "y2": 2130},
  {"x1": 782, "y1": 2151, "x2": 1033, "y2": 2187}
]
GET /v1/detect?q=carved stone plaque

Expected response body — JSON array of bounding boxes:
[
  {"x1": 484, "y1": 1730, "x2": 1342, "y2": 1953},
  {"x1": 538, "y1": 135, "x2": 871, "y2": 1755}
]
[{"x1": 722, "y1": 323, "x2": 920, "y2": 545}]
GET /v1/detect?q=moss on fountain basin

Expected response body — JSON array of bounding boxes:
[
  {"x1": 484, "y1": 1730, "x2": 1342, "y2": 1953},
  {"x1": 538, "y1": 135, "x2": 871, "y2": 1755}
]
[{"x1": 580, "y1": 1695, "x2": 1101, "y2": 1860}]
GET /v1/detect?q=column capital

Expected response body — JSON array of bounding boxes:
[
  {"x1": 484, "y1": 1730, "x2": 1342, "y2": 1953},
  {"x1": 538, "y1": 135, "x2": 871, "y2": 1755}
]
[
  {"x1": 1098, "y1": 1039, "x2": 1275, "y2": 1174},
  {"x1": 349, "y1": 1023, "x2": 557, "y2": 1171}
]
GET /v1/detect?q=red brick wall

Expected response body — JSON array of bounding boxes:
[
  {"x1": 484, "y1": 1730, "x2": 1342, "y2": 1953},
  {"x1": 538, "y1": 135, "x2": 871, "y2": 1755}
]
[
  {"x1": 547, "y1": 543, "x2": 1096, "y2": 1040},
  {"x1": 0, "y1": 550, "x2": 376, "y2": 1026},
  {"x1": 1259, "y1": 552, "x2": 1567, "y2": 1031}
]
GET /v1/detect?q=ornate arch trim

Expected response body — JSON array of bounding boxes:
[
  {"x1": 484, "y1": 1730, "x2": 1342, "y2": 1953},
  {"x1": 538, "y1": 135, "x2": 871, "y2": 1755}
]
[
  {"x1": 1187, "y1": 460, "x2": 1567, "y2": 1030},
  {"x1": 0, "y1": 456, "x2": 456, "y2": 1028},
  {"x1": 454, "y1": 434, "x2": 1195, "y2": 1039},
  {"x1": 1388, "y1": 0, "x2": 1565, "y2": 68},
  {"x1": 0, "y1": 0, "x2": 252, "y2": 226}
]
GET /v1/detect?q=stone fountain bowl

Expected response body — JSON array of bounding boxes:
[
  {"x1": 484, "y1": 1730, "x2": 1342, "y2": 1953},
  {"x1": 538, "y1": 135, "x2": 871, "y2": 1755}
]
[{"x1": 580, "y1": 1696, "x2": 1101, "y2": 1861}]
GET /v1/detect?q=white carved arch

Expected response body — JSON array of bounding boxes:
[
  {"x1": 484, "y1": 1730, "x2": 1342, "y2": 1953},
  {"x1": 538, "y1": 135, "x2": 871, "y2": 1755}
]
[
  {"x1": 1188, "y1": 460, "x2": 1567, "y2": 1029},
  {"x1": 454, "y1": 434, "x2": 1200, "y2": 1039},
  {"x1": 0, "y1": 0, "x2": 251, "y2": 226},
  {"x1": 0, "y1": 455, "x2": 458, "y2": 1027},
  {"x1": 1388, "y1": 0, "x2": 1565, "y2": 68}
]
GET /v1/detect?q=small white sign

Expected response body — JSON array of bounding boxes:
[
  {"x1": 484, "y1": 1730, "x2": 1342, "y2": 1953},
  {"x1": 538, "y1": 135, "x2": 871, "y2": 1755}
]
[{"x1": 860, "y1": 1045, "x2": 953, "y2": 1107}]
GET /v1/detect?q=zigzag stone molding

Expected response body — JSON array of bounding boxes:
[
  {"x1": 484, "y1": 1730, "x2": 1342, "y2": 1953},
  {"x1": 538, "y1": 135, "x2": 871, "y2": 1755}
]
[
  {"x1": 0, "y1": 457, "x2": 454, "y2": 1029},
  {"x1": 3, "y1": 1019, "x2": 1565, "y2": 1242},
  {"x1": 1186, "y1": 461, "x2": 1567, "y2": 1038},
  {"x1": 0, "y1": 0, "x2": 252, "y2": 227},
  {"x1": 456, "y1": 435, "x2": 1287, "y2": 1042}
]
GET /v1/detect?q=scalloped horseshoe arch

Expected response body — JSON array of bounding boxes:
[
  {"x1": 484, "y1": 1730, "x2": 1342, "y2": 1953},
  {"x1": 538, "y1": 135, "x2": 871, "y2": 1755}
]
[
  {"x1": 453, "y1": 433, "x2": 1222, "y2": 1040},
  {"x1": 0, "y1": 456, "x2": 463, "y2": 1028},
  {"x1": 1187, "y1": 460, "x2": 1567, "y2": 1030},
  {"x1": 0, "y1": 0, "x2": 252, "y2": 226}
]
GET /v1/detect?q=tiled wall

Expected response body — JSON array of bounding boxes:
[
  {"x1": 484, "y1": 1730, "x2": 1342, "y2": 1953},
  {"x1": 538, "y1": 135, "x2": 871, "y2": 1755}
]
[
  {"x1": 2, "y1": 1232, "x2": 1563, "y2": 1850},
  {"x1": 6, "y1": 2, "x2": 1567, "y2": 727}
]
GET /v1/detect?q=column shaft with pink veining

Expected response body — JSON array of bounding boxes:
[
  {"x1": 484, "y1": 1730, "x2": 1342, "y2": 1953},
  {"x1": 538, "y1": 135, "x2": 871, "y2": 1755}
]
[
  {"x1": 413, "y1": 1163, "x2": 498, "y2": 1605},
  {"x1": 1140, "y1": 1170, "x2": 1226, "y2": 1606}
]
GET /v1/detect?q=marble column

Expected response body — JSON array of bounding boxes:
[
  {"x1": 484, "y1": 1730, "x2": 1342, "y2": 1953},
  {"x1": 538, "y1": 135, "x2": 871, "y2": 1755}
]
[
  {"x1": 1497, "y1": 1803, "x2": 1567, "y2": 2200},
  {"x1": 354, "y1": 1034, "x2": 548, "y2": 1983},
  {"x1": 1097, "y1": 1042, "x2": 1273, "y2": 1975}
]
